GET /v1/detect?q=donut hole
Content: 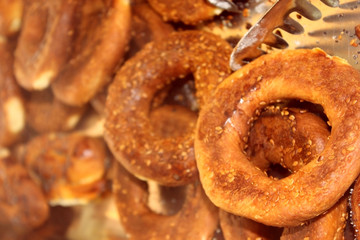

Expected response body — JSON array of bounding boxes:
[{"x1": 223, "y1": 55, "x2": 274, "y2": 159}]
[
  {"x1": 150, "y1": 75, "x2": 198, "y2": 138},
  {"x1": 266, "y1": 164, "x2": 291, "y2": 180},
  {"x1": 246, "y1": 99, "x2": 330, "y2": 175},
  {"x1": 147, "y1": 181, "x2": 187, "y2": 216}
]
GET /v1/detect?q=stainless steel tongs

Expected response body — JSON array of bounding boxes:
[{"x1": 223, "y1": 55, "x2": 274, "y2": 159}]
[{"x1": 228, "y1": 0, "x2": 360, "y2": 71}]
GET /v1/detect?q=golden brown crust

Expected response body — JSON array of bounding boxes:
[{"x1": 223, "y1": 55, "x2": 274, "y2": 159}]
[
  {"x1": 281, "y1": 196, "x2": 348, "y2": 240},
  {"x1": 51, "y1": 0, "x2": 131, "y2": 106},
  {"x1": 113, "y1": 162, "x2": 218, "y2": 240},
  {"x1": 0, "y1": 154, "x2": 49, "y2": 231},
  {"x1": 14, "y1": 0, "x2": 78, "y2": 90},
  {"x1": 20, "y1": 133, "x2": 108, "y2": 205},
  {"x1": 0, "y1": 38, "x2": 25, "y2": 147},
  {"x1": 195, "y1": 48, "x2": 360, "y2": 226},
  {"x1": 104, "y1": 30, "x2": 232, "y2": 186},
  {"x1": 25, "y1": 88, "x2": 87, "y2": 133},
  {"x1": 148, "y1": 0, "x2": 220, "y2": 25}
]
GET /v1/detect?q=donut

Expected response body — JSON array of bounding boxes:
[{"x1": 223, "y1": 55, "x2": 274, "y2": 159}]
[
  {"x1": 105, "y1": 30, "x2": 232, "y2": 186},
  {"x1": 148, "y1": 0, "x2": 222, "y2": 25},
  {"x1": 113, "y1": 162, "x2": 218, "y2": 240},
  {"x1": 0, "y1": 38, "x2": 25, "y2": 147},
  {"x1": 0, "y1": 150, "x2": 49, "y2": 232},
  {"x1": 20, "y1": 133, "x2": 109, "y2": 205},
  {"x1": 14, "y1": 0, "x2": 79, "y2": 90},
  {"x1": 0, "y1": 0, "x2": 23, "y2": 37},
  {"x1": 195, "y1": 48, "x2": 360, "y2": 226},
  {"x1": 25, "y1": 88, "x2": 87, "y2": 133},
  {"x1": 220, "y1": 105, "x2": 346, "y2": 239},
  {"x1": 51, "y1": 0, "x2": 131, "y2": 106}
]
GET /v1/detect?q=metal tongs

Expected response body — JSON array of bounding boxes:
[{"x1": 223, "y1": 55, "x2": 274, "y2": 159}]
[{"x1": 228, "y1": 0, "x2": 360, "y2": 71}]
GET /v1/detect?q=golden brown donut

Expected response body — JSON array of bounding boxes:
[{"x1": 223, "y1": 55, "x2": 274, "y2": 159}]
[
  {"x1": 0, "y1": 38, "x2": 25, "y2": 147},
  {"x1": 148, "y1": 0, "x2": 222, "y2": 25},
  {"x1": 0, "y1": 0, "x2": 23, "y2": 37},
  {"x1": 221, "y1": 105, "x2": 347, "y2": 239},
  {"x1": 20, "y1": 133, "x2": 109, "y2": 205},
  {"x1": 105, "y1": 30, "x2": 232, "y2": 186},
  {"x1": 25, "y1": 88, "x2": 87, "y2": 133},
  {"x1": 0, "y1": 150, "x2": 49, "y2": 232},
  {"x1": 195, "y1": 48, "x2": 360, "y2": 227},
  {"x1": 51, "y1": 0, "x2": 131, "y2": 106},
  {"x1": 113, "y1": 162, "x2": 218, "y2": 240},
  {"x1": 14, "y1": 0, "x2": 79, "y2": 90}
]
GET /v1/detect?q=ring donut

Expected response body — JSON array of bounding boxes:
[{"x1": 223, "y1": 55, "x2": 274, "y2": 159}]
[
  {"x1": 220, "y1": 105, "x2": 346, "y2": 239},
  {"x1": 148, "y1": 0, "x2": 222, "y2": 25},
  {"x1": 0, "y1": 150, "x2": 49, "y2": 232},
  {"x1": 195, "y1": 48, "x2": 360, "y2": 226},
  {"x1": 0, "y1": 38, "x2": 25, "y2": 147},
  {"x1": 20, "y1": 133, "x2": 108, "y2": 205},
  {"x1": 51, "y1": 0, "x2": 131, "y2": 106},
  {"x1": 113, "y1": 162, "x2": 218, "y2": 240},
  {"x1": 14, "y1": 0, "x2": 78, "y2": 90},
  {"x1": 105, "y1": 30, "x2": 232, "y2": 186}
]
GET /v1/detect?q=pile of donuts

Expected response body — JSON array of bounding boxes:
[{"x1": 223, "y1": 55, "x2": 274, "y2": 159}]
[{"x1": 2, "y1": 0, "x2": 360, "y2": 239}]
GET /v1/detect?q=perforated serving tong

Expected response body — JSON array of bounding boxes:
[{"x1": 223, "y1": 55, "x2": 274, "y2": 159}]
[{"x1": 229, "y1": 0, "x2": 360, "y2": 71}]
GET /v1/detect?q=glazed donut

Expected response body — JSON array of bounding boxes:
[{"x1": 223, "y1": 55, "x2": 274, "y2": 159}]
[
  {"x1": 0, "y1": 38, "x2": 25, "y2": 147},
  {"x1": 221, "y1": 105, "x2": 347, "y2": 239},
  {"x1": 148, "y1": 0, "x2": 222, "y2": 25},
  {"x1": 0, "y1": 0, "x2": 23, "y2": 37},
  {"x1": 105, "y1": 30, "x2": 232, "y2": 186},
  {"x1": 20, "y1": 133, "x2": 109, "y2": 205},
  {"x1": 0, "y1": 150, "x2": 49, "y2": 232},
  {"x1": 14, "y1": 0, "x2": 79, "y2": 90},
  {"x1": 195, "y1": 48, "x2": 360, "y2": 226},
  {"x1": 51, "y1": 0, "x2": 131, "y2": 106},
  {"x1": 113, "y1": 162, "x2": 218, "y2": 240},
  {"x1": 25, "y1": 88, "x2": 87, "y2": 133}
]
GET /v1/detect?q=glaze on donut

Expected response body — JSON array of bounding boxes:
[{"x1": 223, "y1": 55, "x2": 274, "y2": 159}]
[
  {"x1": 113, "y1": 163, "x2": 218, "y2": 240},
  {"x1": 14, "y1": 0, "x2": 78, "y2": 90},
  {"x1": 105, "y1": 30, "x2": 232, "y2": 186},
  {"x1": 195, "y1": 48, "x2": 360, "y2": 226},
  {"x1": 51, "y1": 0, "x2": 131, "y2": 106}
]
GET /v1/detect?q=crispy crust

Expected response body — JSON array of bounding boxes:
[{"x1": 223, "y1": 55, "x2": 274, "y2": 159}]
[
  {"x1": 104, "y1": 30, "x2": 232, "y2": 186},
  {"x1": 195, "y1": 48, "x2": 360, "y2": 226}
]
